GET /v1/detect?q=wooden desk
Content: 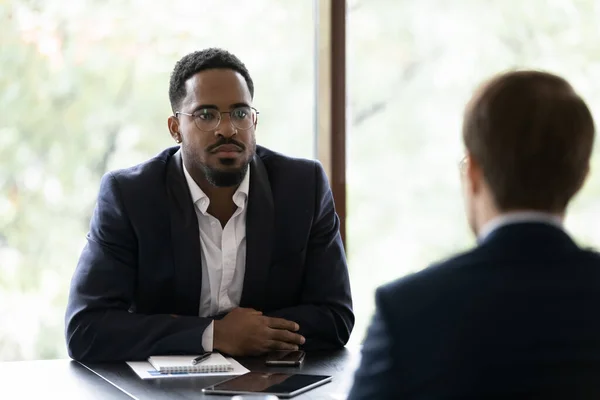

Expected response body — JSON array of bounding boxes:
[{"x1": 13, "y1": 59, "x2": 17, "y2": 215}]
[
  {"x1": 82, "y1": 348, "x2": 360, "y2": 399},
  {"x1": 0, "y1": 359, "x2": 131, "y2": 399}
]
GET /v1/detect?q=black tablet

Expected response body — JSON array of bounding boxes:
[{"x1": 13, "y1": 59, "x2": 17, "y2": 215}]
[{"x1": 201, "y1": 372, "x2": 332, "y2": 398}]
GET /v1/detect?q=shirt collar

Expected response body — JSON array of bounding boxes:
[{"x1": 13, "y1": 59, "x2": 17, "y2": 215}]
[
  {"x1": 182, "y1": 164, "x2": 250, "y2": 214},
  {"x1": 477, "y1": 211, "x2": 563, "y2": 243}
]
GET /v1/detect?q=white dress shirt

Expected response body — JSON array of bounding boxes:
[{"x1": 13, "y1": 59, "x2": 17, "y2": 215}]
[
  {"x1": 183, "y1": 165, "x2": 250, "y2": 351},
  {"x1": 478, "y1": 211, "x2": 563, "y2": 243}
]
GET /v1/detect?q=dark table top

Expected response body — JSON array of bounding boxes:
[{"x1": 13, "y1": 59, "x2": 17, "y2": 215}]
[
  {"x1": 0, "y1": 359, "x2": 131, "y2": 399},
  {"x1": 82, "y1": 348, "x2": 360, "y2": 399}
]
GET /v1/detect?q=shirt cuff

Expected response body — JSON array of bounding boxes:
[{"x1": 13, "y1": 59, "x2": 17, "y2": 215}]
[{"x1": 202, "y1": 321, "x2": 214, "y2": 352}]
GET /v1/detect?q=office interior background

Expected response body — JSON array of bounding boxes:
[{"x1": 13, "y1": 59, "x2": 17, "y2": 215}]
[{"x1": 2, "y1": 0, "x2": 600, "y2": 361}]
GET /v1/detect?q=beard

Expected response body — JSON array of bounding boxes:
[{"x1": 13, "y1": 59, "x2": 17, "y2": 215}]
[
  {"x1": 200, "y1": 136, "x2": 255, "y2": 187},
  {"x1": 183, "y1": 134, "x2": 256, "y2": 188},
  {"x1": 201, "y1": 158, "x2": 250, "y2": 187}
]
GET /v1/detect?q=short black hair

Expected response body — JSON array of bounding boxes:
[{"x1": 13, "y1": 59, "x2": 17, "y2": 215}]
[{"x1": 168, "y1": 48, "x2": 254, "y2": 113}]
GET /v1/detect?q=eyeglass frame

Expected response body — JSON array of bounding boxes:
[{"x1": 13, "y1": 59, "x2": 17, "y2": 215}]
[
  {"x1": 174, "y1": 106, "x2": 260, "y2": 132},
  {"x1": 458, "y1": 156, "x2": 468, "y2": 173}
]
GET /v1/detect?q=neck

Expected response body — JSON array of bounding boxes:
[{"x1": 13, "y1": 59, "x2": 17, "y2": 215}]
[
  {"x1": 196, "y1": 173, "x2": 239, "y2": 227},
  {"x1": 183, "y1": 158, "x2": 239, "y2": 226}
]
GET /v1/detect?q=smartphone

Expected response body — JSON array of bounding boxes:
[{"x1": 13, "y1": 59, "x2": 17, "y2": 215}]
[{"x1": 265, "y1": 350, "x2": 306, "y2": 366}]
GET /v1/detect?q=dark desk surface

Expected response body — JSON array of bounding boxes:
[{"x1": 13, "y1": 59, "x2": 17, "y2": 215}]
[
  {"x1": 82, "y1": 348, "x2": 360, "y2": 399},
  {"x1": 0, "y1": 359, "x2": 131, "y2": 399}
]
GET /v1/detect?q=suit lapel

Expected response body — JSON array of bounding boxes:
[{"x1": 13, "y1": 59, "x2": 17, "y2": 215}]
[
  {"x1": 166, "y1": 150, "x2": 202, "y2": 316},
  {"x1": 240, "y1": 154, "x2": 274, "y2": 310}
]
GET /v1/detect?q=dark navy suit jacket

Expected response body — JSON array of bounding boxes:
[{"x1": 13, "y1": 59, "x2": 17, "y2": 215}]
[
  {"x1": 65, "y1": 146, "x2": 354, "y2": 362},
  {"x1": 349, "y1": 222, "x2": 600, "y2": 399}
]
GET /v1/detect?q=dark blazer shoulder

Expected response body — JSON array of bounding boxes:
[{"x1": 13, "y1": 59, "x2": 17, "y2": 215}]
[
  {"x1": 379, "y1": 248, "x2": 475, "y2": 299},
  {"x1": 97, "y1": 147, "x2": 180, "y2": 223},
  {"x1": 377, "y1": 227, "x2": 600, "y2": 321},
  {"x1": 108, "y1": 147, "x2": 177, "y2": 183},
  {"x1": 375, "y1": 248, "x2": 482, "y2": 331}
]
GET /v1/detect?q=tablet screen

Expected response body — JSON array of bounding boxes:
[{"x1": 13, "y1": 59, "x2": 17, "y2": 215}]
[{"x1": 202, "y1": 372, "x2": 332, "y2": 397}]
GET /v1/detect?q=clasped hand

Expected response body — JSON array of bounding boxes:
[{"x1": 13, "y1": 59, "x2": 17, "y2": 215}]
[{"x1": 213, "y1": 307, "x2": 305, "y2": 356}]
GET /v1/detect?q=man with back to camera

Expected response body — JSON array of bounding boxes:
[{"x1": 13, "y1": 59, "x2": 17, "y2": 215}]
[
  {"x1": 348, "y1": 70, "x2": 600, "y2": 398},
  {"x1": 65, "y1": 48, "x2": 354, "y2": 362}
]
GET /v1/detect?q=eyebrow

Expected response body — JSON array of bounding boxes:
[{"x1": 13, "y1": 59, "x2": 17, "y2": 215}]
[{"x1": 190, "y1": 103, "x2": 251, "y2": 113}]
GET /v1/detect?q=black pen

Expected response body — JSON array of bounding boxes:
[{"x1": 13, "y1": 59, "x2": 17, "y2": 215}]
[{"x1": 192, "y1": 353, "x2": 212, "y2": 365}]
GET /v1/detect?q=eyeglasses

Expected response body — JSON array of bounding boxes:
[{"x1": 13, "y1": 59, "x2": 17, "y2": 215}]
[
  {"x1": 175, "y1": 106, "x2": 259, "y2": 132},
  {"x1": 458, "y1": 156, "x2": 468, "y2": 173}
]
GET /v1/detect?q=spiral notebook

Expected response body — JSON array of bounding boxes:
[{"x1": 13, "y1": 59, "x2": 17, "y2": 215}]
[{"x1": 148, "y1": 352, "x2": 233, "y2": 374}]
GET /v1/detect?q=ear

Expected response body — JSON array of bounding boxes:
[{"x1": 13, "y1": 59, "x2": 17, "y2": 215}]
[
  {"x1": 575, "y1": 161, "x2": 591, "y2": 193},
  {"x1": 582, "y1": 162, "x2": 591, "y2": 185},
  {"x1": 168, "y1": 115, "x2": 181, "y2": 143},
  {"x1": 465, "y1": 152, "x2": 484, "y2": 196}
]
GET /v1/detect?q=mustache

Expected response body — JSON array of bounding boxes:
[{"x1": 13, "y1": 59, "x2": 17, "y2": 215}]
[{"x1": 206, "y1": 138, "x2": 245, "y2": 153}]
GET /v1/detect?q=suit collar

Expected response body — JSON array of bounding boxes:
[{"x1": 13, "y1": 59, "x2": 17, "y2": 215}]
[
  {"x1": 478, "y1": 211, "x2": 563, "y2": 243},
  {"x1": 166, "y1": 149, "x2": 203, "y2": 315},
  {"x1": 239, "y1": 152, "x2": 274, "y2": 310},
  {"x1": 479, "y1": 221, "x2": 578, "y2": 252}
]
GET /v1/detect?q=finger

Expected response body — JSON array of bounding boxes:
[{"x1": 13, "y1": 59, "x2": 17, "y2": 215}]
[
  {"x1": 269, "y1": 328, "x2": 305, "y2": 345},
  {"x1": 264, "y1": 317, "x2": 299, "y2": 331},
  {"x1": 265, "y1": 340, "x2": 299, "y2": 351},
  {"x1": 235, "y1": 307, "x2": 263, "y2": 315}
]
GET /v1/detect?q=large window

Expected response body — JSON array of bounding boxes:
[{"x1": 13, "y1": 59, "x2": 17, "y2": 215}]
[
  {"x1": 0, "y1": 0, "x2": 315, "y2": 360},
  {"x1": 347, "y1": 0, "x2": 600, "y2": 344},
  {"x1": 6, "y1": 0, "x2": 600, "y2": 361}
]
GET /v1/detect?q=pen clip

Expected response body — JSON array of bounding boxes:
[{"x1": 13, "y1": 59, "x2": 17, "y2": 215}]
[{"x1": 192, "y1": 353, "x2": 211, "y2": 365}]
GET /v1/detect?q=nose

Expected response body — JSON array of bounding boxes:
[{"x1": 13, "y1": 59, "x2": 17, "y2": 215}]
[{"x1": 214, "y1": 113, "x2": 237, "y2": 138}]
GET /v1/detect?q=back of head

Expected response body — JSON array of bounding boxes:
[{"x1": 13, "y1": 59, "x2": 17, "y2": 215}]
[{"x1": 463, "y1": 70, "x2": 595, "y2": 213}]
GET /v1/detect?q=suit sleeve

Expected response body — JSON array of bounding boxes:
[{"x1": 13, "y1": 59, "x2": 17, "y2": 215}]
[
  {"x1": 265, "y1": 162, "x2": 354, "y2": 350},
  {"x1": 65, "y1": 172, "x2": 212, "y2": 362},
  {"x1": 347, "y1": 288, "x2": 396, "y2": 400}
]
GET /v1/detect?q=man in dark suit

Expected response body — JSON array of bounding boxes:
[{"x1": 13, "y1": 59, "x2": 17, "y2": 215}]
[
  {"x1": 348, "y1": 70, "x2": 599, "y2": 399},
  {"x1": 65, "y1": 48, "x2": 354, "y2": 362}
]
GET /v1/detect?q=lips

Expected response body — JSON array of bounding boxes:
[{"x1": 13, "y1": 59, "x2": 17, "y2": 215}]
[{"x1": 212, "y1": 144, "x2": 242, "y2": 153}]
